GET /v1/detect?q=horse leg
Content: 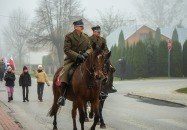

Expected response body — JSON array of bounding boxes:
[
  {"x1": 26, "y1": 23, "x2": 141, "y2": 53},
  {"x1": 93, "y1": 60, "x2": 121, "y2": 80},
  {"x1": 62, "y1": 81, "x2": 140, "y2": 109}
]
[
  {"x1": 90, "y1": 99, "x2": 100, "y2": 130},
  {"x1": 72, "y1": 101, "x2": 78, "y2": 130},
  {"x1": 89, "y1": 102, "x2": 94, "y2": 119},
  {"x1": 78, "y1": 100, "x2": 85, "y2": 130},
  {"x1": 53, "y1": 114, "x2": 58, "y2": 130},
  {"x1": 84, "y1": 102, "x2": 89, "y2": 122},
  {"x1": 99, "y1": 100, "x2": 106, "y2": 129},
  {"x1": 48, "y1": 90, "x2": 60, "y2": 130}
]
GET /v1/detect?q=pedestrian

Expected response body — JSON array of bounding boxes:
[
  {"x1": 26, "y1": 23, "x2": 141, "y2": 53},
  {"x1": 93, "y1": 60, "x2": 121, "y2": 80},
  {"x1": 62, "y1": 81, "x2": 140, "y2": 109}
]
[
  {"x1": 19, "y1": 66, "x2": 31, "y2": 102},
  {"x1": 4, "y1": 66, "x2": 15, "y2": 102},
  {"x1": 0, "y1": 58, "x2": 6, "y2": 81},
  {"x1": 33, "y1": 65, "x2": 50, "y2": 102}
]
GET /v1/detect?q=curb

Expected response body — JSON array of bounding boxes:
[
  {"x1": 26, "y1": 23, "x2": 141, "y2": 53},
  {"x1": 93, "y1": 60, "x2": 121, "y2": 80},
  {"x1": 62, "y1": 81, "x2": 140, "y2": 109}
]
[{"x1": 126, "y1": 93, "x2": 187, "y2": 107}]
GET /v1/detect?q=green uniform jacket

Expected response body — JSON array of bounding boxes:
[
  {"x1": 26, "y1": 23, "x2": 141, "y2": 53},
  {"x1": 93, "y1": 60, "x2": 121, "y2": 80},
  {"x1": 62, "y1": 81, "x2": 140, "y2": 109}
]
[
  {"x1": 89, "y1": 35, "x2": 109, "y2": 53},
  {"x1": 89, "y1": 35, "x2": 116, "y2": 72},
  {"x1": 60, "y1": 30, "x2": 92, "y2": 84}
]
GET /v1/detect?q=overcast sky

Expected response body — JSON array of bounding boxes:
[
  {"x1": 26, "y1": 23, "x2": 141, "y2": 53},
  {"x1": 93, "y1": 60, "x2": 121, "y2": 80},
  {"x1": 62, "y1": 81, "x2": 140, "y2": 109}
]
[
  {"x1": 0, "y1": 0, "x2": 136, "y2": 42},
  {"x1": 0, "y1": 0, "x2": 186, "y2": 46}
]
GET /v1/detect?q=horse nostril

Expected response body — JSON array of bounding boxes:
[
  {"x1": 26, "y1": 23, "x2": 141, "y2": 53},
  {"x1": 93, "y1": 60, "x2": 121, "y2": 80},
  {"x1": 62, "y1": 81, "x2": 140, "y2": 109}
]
[{"x1": 96, "y1": 75, "x2": 101, "y2": 80}]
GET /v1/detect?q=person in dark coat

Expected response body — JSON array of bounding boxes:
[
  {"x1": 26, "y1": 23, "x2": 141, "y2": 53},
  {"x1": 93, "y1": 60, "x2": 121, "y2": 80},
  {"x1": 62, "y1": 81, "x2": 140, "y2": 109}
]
[
  {"x1": 0, "y1": 59, "x2": 6, "y2": 81},
  {"x1": 19, "y1": 66, "x2": 31, "y2": 102},
  {"x1": 4, "y1": 66, "x2": 16, "y2": 102}
]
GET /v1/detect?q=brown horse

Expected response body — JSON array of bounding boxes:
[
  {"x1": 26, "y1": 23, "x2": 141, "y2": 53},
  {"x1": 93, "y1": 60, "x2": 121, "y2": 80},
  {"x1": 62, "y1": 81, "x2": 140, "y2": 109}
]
[
  {"x1": 84, "y1": 51, "x2": 113, "y2": 129},
  {"x1": 48, "y1": 43, "x2": 109, "y2": 130}
]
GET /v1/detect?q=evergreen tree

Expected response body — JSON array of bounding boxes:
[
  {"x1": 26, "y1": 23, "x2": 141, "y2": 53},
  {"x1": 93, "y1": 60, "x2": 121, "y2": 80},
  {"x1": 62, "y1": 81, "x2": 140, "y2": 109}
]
[
  {"x1": 183, "y1": 40, "x2": 187, "y2": 77},
  {"x1": 145, "y1": 32, "x2": 157, "y2": 77},
  {"x1": 110, "y1": 45, "x2": 114, "y2": 63},
  {"x1": 155, "y1": 28, "x2": 161, "y2": 45},
  {"x1": 125, "y1": 45, "x2": 135, "y2": 79},
  {"x1": 172, "y1": 28, "x2": 179, "y2": 42},
  {"x1": 133, "y1": 41, "x2": 148, "y2": 78},
  {"x1": 113, "y1": 44, "x2": 118, "y2": 63},
  {"x1": 157, "y1": 40, "x2": 168, "y2": 76},
  {"x1": 170, "y1": 40, "x2": 182, "y2": 77},
  {"x1": 118, "y1": 30, "x2": 125, "y2": 48},
  {"x1": 125, "y1": 43, "x2": 129, "y2": 59}
]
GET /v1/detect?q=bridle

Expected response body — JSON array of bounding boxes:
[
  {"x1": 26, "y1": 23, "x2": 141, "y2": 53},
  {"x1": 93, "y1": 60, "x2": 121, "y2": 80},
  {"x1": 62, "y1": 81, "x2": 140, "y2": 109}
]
[{"x1": 79, "y1": 51, "x2": 104, "y2": 88}]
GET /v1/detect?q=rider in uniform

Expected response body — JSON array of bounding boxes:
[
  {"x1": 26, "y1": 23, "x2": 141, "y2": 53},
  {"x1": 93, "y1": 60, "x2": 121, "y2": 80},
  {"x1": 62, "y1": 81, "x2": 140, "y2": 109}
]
[
  {"x1": 58, "y1": 19, "x2": 92, "y2": 106},
  {"x1": 89, "y1": 25, "x2": 117, "y2": 93}
]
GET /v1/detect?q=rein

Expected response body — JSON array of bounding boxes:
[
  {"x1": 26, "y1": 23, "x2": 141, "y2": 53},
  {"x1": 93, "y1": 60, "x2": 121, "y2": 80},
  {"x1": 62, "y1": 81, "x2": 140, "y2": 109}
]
[
  {"x1": 80, "y1": 52, "x2": 94, "y2": 88},
  {"x1": 79, "y1": 52, "x2": 102, "y2": 88}
]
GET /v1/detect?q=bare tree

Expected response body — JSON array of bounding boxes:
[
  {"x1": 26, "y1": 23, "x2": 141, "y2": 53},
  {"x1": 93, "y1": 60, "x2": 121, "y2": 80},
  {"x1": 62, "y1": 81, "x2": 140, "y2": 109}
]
[
  {"x1": 3, "y1": 9, "x2": 29, "y2": 67},
  {"x1": 95, "y1": 7, "x2": 127, "y2": 37},
  {"x1": 135, "y1": 0, "x2": 185, "y2": 27},
  {"x1": 28, "y1": 0, "x2": 84, "y2": 66}
]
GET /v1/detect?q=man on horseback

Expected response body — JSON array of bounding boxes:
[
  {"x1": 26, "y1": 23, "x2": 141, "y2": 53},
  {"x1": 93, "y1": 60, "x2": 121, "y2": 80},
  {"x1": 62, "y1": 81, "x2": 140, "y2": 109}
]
[
  {"x1": 58, "y1": 19, "x2": 92, "y2": 106},
  {"x1": 89, "y1": 25, "x2": 117, "y2": 93}
]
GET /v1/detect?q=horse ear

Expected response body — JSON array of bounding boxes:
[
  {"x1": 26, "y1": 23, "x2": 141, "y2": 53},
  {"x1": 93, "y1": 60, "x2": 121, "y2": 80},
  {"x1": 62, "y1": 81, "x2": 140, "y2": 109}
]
[
  {"x1": 92, "y1": 42, "x2": 96, "y2": 50},
  {"x1": 106, "y1": 51, "x2": 111, "y2": 59}
]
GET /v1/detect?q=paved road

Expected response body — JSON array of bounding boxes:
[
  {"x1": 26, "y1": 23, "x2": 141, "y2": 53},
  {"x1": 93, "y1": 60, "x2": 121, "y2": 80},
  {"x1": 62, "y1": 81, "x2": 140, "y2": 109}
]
[{"x1": 0, "y1": 78, "x2": 187, "y2": 130}]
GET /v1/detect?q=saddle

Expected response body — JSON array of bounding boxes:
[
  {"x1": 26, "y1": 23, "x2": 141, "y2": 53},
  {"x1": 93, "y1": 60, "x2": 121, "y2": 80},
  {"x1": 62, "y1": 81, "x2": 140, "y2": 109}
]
[
  {"x1": 67, "y1": 63, "x2": 80, "y2": 85},
  {"x1": 55, "y1": 63, "x2": 80, "y2": 87}
]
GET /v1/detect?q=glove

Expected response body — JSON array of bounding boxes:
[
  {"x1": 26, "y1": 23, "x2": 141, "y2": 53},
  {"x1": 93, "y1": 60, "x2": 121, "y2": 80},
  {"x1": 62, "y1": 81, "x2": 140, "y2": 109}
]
[
  {"x1": 76, "y1": 54, "x2": 85, "y2": 63},
  {"x1": 82, "y1": 52, "x2": 88, "y2": 58}
]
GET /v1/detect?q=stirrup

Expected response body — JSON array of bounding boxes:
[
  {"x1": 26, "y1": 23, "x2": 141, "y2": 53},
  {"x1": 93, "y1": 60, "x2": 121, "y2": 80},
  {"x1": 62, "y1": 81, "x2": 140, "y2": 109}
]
[
  {"x1": 100, "y1": 91, "x2": 108, "y2": 100},
  {"x1": 57, "y1": 96, "x2": 65, "y2": 106}
]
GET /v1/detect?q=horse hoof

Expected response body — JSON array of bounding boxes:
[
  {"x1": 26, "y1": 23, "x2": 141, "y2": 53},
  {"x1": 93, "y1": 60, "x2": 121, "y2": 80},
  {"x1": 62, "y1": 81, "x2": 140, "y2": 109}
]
[
  {"x1": 53, "y1": 127, "x2": 58, "y2": 130},
  {"x1": 100, "y1": 123, "x2": 106, "y2": 129},
  {"x1": 97, "y1": 121, "x2": 101, "y2": 125},
  {"x1": 85, "y1": 117, "x2": 89, "y2": 122},
  {"x1": 89, "y1": 113, "x2": 93, "y2": 119}
]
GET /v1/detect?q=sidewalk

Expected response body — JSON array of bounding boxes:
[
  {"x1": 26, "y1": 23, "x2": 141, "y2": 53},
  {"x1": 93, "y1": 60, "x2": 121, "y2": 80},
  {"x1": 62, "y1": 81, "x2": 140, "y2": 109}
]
[
  {"x1": 127, "y1": 87, "x2": 187, "y2": 106},
  {"x1": 0, "y1": 106, "x2": 22, "y2": 130}
]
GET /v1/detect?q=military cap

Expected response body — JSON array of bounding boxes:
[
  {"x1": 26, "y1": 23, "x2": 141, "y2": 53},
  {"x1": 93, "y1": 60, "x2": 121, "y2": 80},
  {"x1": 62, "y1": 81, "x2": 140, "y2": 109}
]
[
  {"x1": 73, "y1": 19, "x2": 84, "y2": 26},
  {"x1": 92, "y1": 25, "x2": 101, "y2": 32}
]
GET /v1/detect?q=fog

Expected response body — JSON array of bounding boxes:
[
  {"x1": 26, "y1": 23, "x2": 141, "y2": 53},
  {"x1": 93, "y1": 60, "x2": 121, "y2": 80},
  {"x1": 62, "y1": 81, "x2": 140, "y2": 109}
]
[{"x1": 0, "y1": 0, "x2": 186, "y2": 68}]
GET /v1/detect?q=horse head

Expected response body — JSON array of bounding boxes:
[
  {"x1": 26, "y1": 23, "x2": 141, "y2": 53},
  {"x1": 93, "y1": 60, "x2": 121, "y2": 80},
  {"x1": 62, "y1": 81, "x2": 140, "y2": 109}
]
[
  {"x1": 101, "y1": 51, "x2": 113, "y2": 93},
  {"x1": 91, "y1": 42, "x2": 105, "y2": 80}
]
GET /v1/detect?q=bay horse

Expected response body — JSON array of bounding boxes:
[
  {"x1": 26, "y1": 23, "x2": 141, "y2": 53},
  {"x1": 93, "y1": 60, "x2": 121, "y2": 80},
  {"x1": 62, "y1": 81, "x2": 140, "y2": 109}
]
[
  {"x1": 48, "y1": 43, "x2": 110, "y2": 130},
  {"x1": 85, "y1": 52, "x2": 114, "y2": 129}
]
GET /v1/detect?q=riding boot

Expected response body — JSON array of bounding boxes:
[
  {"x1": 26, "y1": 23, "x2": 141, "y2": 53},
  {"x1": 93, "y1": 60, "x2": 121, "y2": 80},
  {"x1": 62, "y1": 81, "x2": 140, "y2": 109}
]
[
  {"x1": 109, "y1": 85, "x2": 117, "y2": 93},
  {"x1": 108, "y1": 70, "x2": 117, "y2": 93},
  {"x1": 58, "y1": 83, "x2": 68, "y2": 106}
]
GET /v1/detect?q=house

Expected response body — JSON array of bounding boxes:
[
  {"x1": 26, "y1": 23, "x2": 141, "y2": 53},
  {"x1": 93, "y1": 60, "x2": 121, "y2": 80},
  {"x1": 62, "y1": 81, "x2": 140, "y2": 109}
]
[{"x1": 106, "y1": 25, "x2": 187, "y2": 49}]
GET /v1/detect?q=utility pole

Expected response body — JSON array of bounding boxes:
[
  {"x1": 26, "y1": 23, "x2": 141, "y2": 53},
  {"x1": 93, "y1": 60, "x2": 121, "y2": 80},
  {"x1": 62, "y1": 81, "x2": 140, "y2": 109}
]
[{"x1": 168, "y1": 39, "x2": 172, "y2": 77}]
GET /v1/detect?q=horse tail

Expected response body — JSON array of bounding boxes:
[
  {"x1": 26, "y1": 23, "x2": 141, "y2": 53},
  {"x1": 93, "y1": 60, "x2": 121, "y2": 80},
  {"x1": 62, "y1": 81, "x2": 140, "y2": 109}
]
[{"x1": 48, "y1": 67, "x2": 63, "y2": 117}]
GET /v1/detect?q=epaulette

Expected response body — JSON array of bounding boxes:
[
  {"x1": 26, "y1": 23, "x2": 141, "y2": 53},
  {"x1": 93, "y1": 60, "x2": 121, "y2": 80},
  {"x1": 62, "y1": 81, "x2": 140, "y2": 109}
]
[
  {"x1": 66, "y1": 32, "x2": 73, "y2": 37},
  {"x1": 83, "y1": 33, "x2": 89, "y2": 38}
]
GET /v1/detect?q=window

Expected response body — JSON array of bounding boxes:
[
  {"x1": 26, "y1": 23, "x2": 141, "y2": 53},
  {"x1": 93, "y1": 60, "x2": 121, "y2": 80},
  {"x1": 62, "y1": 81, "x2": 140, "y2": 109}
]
[{"x1": 139, "y1": 33, "x2": 148, "y2": 41}]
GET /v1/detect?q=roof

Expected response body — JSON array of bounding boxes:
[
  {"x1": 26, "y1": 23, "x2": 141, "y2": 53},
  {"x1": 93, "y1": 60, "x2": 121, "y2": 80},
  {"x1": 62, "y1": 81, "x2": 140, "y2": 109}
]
[
  {"x1": 106, "y1": 25, "x2": 187, "y2": 49},
  {"x1": 106, "y1": 25, "x2": 143, "y2": 49}
]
